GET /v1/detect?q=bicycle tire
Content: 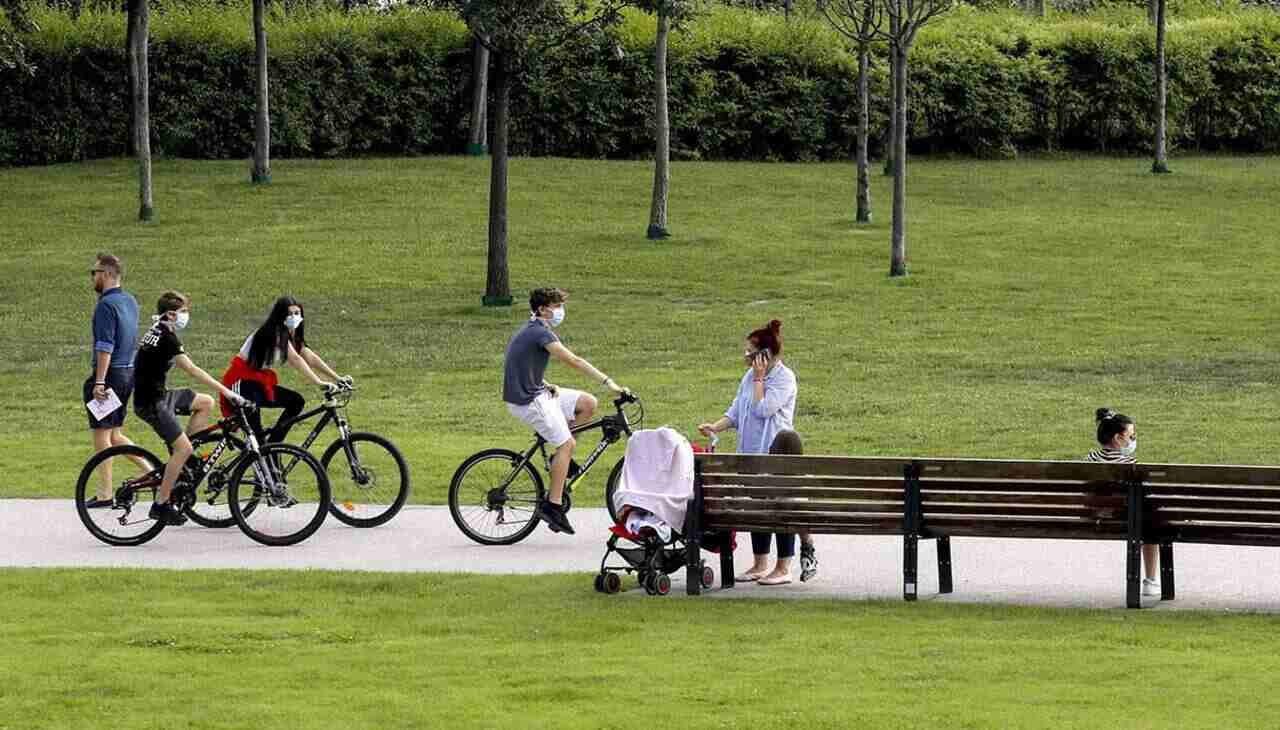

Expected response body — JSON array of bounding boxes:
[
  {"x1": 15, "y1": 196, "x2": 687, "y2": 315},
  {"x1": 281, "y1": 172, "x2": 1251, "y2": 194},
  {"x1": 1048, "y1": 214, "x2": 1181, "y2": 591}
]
[
  {"x1": 449, "y1": 448, "x2": 545, "y2": 546},
  {"x1": 604, "y1": 457, "x2": 625, "y2": 525},
  {"x1": 228, "y1": 443, "x2": 330, "y2": 546},
  {"x1": 322, "y1": 432, "x2": 411, "y2": 528},
  {"x1": 75, "y1": 444, "x2": 168, "y2": 547}
]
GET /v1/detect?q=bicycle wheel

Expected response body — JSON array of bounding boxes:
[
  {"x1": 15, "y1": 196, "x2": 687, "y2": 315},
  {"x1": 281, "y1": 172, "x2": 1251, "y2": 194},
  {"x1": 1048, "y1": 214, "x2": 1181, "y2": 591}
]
[
  {"x1": 228, "y1": 443, "x2": 330, "y2": 546},
  {"x1": 604, "y1": 457, "x2": 625, "y2": 525},
  {"x1": 183, "y1": 434, "x2": 246, "y2": 529},
  {"x1": 449, "y1": 448, "x2": 545, "y2": 546},
  {"x1": 323, "y1": 432, "x2": 411, "y2": 528},
  {"x1": 75, "y1": 444, "x2": 167, "y2": 547}
]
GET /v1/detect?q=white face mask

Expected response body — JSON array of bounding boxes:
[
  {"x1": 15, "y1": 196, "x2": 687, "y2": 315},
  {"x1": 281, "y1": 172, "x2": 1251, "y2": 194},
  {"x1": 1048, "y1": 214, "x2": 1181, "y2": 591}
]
[
  {"x1": 549, "y1": 305, "x2": 565, "y2": 328},
  {"x1": 174, "y1": 311, "x2": 190, "y2": 330},
  {"x1": 1120, "y1": 438, "x2": 1137, "y2": 456},
  {"x1": 285, "y1": 314, "x2": 303, "y2": 330}
]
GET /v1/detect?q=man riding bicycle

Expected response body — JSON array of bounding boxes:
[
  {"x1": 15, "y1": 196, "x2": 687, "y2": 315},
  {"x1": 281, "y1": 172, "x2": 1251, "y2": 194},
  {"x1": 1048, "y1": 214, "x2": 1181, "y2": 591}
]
[{"x1": 502, "y1": 287, "x2": 628, "y2": 535}]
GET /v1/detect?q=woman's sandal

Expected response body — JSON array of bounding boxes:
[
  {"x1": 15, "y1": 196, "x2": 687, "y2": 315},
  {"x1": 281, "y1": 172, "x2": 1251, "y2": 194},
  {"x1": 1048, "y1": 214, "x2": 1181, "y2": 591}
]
[
  {"x1": 735, "y1": 571, "x2": 766, "y2": 582},
  {"x1": 757, "y1": 572, "x2": 793, "y2": 586}
]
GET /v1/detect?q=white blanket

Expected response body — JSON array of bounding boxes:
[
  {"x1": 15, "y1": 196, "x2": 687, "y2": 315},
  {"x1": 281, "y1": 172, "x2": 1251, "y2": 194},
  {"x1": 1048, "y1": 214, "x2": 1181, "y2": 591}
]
[{"x1": 612, "y1": 427, "x2": 694, "y2": 531}]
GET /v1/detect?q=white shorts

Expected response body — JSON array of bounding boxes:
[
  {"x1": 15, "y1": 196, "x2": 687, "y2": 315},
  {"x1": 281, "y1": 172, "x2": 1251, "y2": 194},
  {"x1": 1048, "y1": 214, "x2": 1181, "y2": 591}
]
[{"x1": 505, "y1": 388, "x2": 584, "y2": 448}]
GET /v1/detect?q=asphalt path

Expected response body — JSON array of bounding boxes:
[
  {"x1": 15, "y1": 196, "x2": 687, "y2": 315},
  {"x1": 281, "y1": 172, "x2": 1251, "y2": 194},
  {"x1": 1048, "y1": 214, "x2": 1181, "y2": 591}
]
[{"x1": 5, "y1": 499, "x2": 1279, "y2": 611}]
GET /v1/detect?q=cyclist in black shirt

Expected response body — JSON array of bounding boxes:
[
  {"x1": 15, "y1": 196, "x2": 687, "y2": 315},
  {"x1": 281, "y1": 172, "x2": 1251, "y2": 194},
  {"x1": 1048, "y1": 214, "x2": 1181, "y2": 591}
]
[{"x1": 134, "y1": 290, "x2": 248, "y2": 525}]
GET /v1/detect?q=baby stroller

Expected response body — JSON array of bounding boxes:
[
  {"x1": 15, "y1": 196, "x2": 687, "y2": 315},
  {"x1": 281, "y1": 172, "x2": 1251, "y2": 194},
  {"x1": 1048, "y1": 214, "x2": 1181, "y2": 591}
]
[{"x1": 593, "y1": 430, "x2": 718, "y2": 596}]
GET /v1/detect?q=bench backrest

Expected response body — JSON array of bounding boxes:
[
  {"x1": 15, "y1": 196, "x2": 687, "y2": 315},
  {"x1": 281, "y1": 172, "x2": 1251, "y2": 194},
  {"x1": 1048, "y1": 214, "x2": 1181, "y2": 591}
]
[{"x1": 1138, "y1": 463, "x2": 1280, "y2": 546}]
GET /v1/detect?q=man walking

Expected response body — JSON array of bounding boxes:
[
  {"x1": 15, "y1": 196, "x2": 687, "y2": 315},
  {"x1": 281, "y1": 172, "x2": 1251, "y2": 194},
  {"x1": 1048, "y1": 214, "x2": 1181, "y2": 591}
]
[{"x1": 84, "y1": 253, "x2": 141, "y2": 507}]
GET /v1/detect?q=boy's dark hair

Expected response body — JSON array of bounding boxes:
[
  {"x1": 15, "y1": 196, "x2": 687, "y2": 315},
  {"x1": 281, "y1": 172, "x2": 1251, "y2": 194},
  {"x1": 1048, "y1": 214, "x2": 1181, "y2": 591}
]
[
  {"x1": 156, "y1": 290, "x2": 189, "y2": 315},
  {"x1": 1095, "y1": 408, "x2": 1134, "y2": 446},
  {"x1": 96, "y1": 252, "x2": 123, "y2": 277},
  {"x1": 529, "y1": 287, "x2": 568, "y2": 314}
]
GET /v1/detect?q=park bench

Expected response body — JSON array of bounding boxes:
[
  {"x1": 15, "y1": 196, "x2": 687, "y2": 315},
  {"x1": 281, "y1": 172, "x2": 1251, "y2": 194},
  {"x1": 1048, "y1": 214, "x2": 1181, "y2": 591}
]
[{"x1": 682, "y1": 454, "x2": 1280, "y2": 608}]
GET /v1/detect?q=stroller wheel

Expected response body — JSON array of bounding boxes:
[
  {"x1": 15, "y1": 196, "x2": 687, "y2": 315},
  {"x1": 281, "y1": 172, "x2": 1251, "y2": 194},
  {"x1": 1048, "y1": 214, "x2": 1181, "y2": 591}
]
[
  {"x1": 604, "y1": 572, "x2": 623, "y2": 594},
  {"x1": 701, "y1": 565, "x2": 715, "y2": 589},
  {"x1": 654, "y1": 573, "x2": 671, "y2": 596},
  {"x1": 593, "y1": 574, "x2": 605, "y2": 593}
]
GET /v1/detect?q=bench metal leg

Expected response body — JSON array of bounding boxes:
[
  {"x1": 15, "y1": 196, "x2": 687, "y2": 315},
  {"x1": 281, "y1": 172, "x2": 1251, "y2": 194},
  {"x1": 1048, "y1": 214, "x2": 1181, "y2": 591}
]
[
  {"x1": 1159, "y1": 541, "x2": 1175, "y2": 601},
  {"x1": 719, "y1": 531, "x2": 735, "y2": 589},
  {"x1": 904, "y1": 534, "x2": 919, "y2": 601},
  {"x1": 937, "y1": 536, "x2": 953, "y2": 594},
  {"x1": 1125, "y1": 538, "x2": 1142, "y2": 609},
  {"x1": 686, "y1": 530, "x2": 702, "y2": 596}
]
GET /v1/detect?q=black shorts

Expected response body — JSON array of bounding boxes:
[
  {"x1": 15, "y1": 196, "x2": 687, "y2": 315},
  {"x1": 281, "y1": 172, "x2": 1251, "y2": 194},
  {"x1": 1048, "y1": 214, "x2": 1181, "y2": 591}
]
[
  {"x1": 83, "y1": 368, "x2": 135, "y2": 430},
  {"x1": 134, "y1": 389, "x2": 197, "y2": 445}
]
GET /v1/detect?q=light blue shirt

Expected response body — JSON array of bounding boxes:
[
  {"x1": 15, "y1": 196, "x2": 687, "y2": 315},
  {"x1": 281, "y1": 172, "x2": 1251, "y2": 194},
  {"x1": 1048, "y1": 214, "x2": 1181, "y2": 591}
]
[{"x1": 724, "y1": 362, "x2": 797, "y2": 455}]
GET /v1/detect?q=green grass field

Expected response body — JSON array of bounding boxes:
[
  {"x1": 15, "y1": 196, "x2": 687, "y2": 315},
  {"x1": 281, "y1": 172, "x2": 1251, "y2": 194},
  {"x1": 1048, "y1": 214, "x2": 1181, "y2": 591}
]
[
  {"x1": 2, "y1": 155, "x2": 1279, "y2": 502},
  {"x1": 1, "y1": 568, "x2": 1278, "y2": 729}
]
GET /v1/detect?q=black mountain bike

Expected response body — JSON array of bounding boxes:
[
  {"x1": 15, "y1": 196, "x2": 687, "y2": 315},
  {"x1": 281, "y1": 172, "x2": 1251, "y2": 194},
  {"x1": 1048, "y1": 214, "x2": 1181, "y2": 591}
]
[
  {"x1": 278, "y1": 382, "x2": 410, "y2": 527},
  {"x1": 448, "y1": 393, "x2": 643, "y2": 546},
  {"x1": 74, "y1": 403, "x2": 331, "y2": 547}
]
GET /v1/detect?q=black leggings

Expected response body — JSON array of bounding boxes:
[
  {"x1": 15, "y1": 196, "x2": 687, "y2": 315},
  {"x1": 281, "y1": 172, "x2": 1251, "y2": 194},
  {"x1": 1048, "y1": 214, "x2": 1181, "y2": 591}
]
[
  {"x1": 751, "y1": 429, "x2": 805, "y2": 560},
  {"x1": 236, "y1": 380, "x2": 305, "y2": 443}
]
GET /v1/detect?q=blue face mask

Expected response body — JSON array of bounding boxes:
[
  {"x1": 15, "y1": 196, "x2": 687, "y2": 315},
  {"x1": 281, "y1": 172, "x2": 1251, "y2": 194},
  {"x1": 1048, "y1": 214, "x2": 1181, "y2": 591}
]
[
  {"x1": 549, "y1": 305, "x2": 565, "y2": 328},
  {"x1": 285, "y1": 314, "x2": 303, "y2": 331},
  {"x1": 1120, "y1": 438, "x2": 1137, "y2": 456}
]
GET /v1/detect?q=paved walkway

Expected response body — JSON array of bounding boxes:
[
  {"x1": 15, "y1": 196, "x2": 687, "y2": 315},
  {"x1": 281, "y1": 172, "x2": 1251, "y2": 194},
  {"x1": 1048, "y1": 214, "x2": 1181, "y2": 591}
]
[{"x1": 5, "y1": 499, "x2": 1279, "y2": 611}]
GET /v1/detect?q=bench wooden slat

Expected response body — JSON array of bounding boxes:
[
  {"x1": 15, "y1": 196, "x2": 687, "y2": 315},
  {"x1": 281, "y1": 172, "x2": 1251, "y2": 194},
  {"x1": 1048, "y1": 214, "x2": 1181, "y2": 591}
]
[
  {"x1": 703, "y1": 486, "x2": 903, "y2": 501},
  {"x1": 920, "y1": 479, "x2": 1125, "y2": 494},
  {"x1": 924, "y1": 504, "x2": 1120, "y2": 518},
  {"x1": 704, "y1": 499, "x2": 902, "y2": 514},
  {"x1": 1151, "y1": 509, "x2": 1280, "y2": 523},
  {"x1": 703, "y1": 509, "x2": 902, "y2": 525},
  {"x1": 914, "y1": 459, "x2": 1135, "y2": 481},
  {"x1": 700, "y1": 474, "x2": 904, "y2": 490},
  {"x1": 1145, "y1": 486, "x2": 1280, "y2": 500},
  {"x1": 1135, "y1": 463, "x2": 1280, "y2": 487},
  {"x1": 925, "y1": 524, "x2": 1128, "y2": 540},
  {"x1": 1148, "y1": 496, "x2": 1280, "y2": 511},
  {"x1": 721, "y1": 522, "x2": 906, "y2": 535},
  {"x1": 697, "y1": 454, "x2": 913, "y2": 477},
  {"x1": 1148, "y1": 527, "x2": 1280, "y2": 547},
  {"x1": 922, "y1": 492, "x2": 1127, "y2": 506}
]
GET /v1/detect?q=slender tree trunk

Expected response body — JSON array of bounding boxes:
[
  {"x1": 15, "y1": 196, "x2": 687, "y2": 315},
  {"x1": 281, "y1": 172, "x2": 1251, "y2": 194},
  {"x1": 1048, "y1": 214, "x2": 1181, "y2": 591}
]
[
  {"x1": 647, "y1": 10, "x2": 671, "y2": 240},
  {"x1": 855, "y1": 43, "x2": 871, "y2": 224},
  {"x1": 251, "y1": 0, "x2": 270, "y2": 184},
  {"x1": 883, "y1": 6, "x2": 899, "y2": 177},
  {"x1": 889, "y1": 45, "x2": 908, "y2": 277},
  {"x1": 129, "y1": 0, "x2": 153, "y2": 221},
  {"x1": 483, "y1": 56, "x2": 512, "y2": 306},
  {"x1": 1152, "y1": 0, "x2": 1170, "y2": 174},
  {"x1": 124, "y1": 0, "x2": 135, "y2": 156},
  {"x1": 1033, "y1": 0, "x2": 1046, "y2": 17},
  {"x1": 1147, "y1": 0, "x2": 1157, "y2": 24},
  {"x1": 467, "y1": 32, "x2": 489, "y2": 156}
]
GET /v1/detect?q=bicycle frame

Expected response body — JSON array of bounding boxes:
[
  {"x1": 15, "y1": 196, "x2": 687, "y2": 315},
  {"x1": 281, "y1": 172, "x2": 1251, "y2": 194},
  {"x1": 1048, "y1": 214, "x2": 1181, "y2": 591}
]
[
  {"x1": 498, "y1": 397, "x2": 637, "y2": 494},
  {"x1": 271, "y1": 393, "x2": 362, "y2": 481}
]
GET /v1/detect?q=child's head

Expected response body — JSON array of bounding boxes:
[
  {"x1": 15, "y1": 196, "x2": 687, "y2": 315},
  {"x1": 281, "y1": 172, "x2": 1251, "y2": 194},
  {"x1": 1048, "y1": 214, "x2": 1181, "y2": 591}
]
[
  {"x1": 156, "y1": 290, "x2": 190, "y2": 317},
  {"x1": 1095, "y1": 408, "x2": 1135, "y2": 448}
]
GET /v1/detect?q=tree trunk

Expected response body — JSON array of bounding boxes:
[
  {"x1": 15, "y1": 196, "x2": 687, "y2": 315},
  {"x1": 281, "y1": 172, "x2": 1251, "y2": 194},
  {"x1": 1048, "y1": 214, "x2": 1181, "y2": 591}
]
[
  {"x1": 124, "y1": 0, "x2": 135, "y2": 156},
  {"x1": 1147, "y1": 0, "x2": 1157, "y2": 24},
  {"x1": 1034, "y1": 0, "x2": 1046, "y2": 17},
  {"x1": 1152, "y1": 0, "x2": 1170, "y2": 174},
  {"x1": 251, "y1": 0, "x2": 270, "y2": 184},
  {"x1": 883, "y1": 5, "x2": 899, "y2": 177},
  {"x1": 647, "y1": 10, "x2": 671, "y2": 240},
  {"x1": 855, "y1": 43, "x2": 871, "y2": 224},
  {"x1": 483, "y1": 55, "x2": 512, "y2": 306},
  {"x1": 889, "y1": 45, "x2": 908, "y2": 277},
  {"x1": 129, "y1": 0, "x2": 153, "y2": 222},
  {"x1": 467, "y1": 32, "x2": 489, "y2": 156}
]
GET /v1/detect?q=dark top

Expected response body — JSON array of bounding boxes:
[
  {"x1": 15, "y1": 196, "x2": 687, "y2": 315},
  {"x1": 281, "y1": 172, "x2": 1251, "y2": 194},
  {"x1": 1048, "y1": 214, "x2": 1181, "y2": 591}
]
[
  {"x1": 134, "y1": 321, "x2": 185, "y2": 405},
  {"x1": 503, "y1": 319, "x2": 559, "y2": 405},
  {"x1": 91, "y1": 287, "x2": 140, "y2": 370}
]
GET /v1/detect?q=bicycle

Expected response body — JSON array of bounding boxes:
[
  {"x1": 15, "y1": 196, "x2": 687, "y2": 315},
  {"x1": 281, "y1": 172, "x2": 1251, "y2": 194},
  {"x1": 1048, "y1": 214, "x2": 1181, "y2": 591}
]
[
  {"x1": 273, "y1": 381, "x2": 411, "y2": 528},
  {"x1": 448, "y1": 392, "x2": 644, "y2": 546},
  {"x1": 74, "y1": 402, "x2": 331, "y2": 547}
]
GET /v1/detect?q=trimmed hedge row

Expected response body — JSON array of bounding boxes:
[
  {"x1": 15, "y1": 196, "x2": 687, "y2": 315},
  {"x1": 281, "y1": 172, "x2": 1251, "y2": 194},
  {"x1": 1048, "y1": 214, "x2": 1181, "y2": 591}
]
[{"x1": 3, "y1": 5, "x2": 1280, "y2": 166}]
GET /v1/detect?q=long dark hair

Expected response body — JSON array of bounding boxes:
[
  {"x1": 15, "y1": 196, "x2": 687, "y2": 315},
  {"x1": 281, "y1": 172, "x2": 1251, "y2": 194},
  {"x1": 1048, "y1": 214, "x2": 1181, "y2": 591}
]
[{"x1": 248, "y1": 296, "x2": 306, "y2": 370}]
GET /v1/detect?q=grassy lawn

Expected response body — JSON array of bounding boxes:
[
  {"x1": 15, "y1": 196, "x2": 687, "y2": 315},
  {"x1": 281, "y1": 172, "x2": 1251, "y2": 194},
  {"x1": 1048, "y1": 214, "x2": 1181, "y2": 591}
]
[
  {"x1": 0, "y1": 568, "x2": 1276, "y2": 729},
  {"x1": 2, "y1": 155, "x2": 1279, "y2": 502}
]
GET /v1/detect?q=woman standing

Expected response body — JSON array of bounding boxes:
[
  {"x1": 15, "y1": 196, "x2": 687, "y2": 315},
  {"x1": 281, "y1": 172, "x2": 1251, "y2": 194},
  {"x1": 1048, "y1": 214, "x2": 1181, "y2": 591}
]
[
  {"x1": 697, "y1": 319, "x2": 817, "y2": 585},
  {"x1": 221, "y1": 296, "x2": 343, "y2": 442},
  {"x1": 1088, "y1": 407, "x2": 1159, "y2": 597}
]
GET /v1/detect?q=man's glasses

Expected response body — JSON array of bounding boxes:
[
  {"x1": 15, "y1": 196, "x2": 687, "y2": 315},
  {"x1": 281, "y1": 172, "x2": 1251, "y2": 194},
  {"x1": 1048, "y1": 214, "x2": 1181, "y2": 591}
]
[{"x1": 90, "y1": 269, "x2": 106, "y2": 276}]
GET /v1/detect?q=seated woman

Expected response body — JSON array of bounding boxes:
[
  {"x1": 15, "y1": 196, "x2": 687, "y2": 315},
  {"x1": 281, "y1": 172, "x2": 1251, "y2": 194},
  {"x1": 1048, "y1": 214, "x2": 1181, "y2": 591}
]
[
  {"x1": 1088, "y1": 407, "x2": 1159, "y2": 597},
  {"x1": 697, "y1": 319, "x2": 817, "y2": 586},
  {"x1": 220, "y1": 296, "x2": 342, "y2": 442}
]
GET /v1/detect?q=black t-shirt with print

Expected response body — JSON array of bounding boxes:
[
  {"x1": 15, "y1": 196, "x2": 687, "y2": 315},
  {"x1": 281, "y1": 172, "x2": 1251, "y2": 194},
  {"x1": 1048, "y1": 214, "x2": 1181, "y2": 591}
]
[{"x1": 134, "y1": 321, "x2": 185, "y2": 406}]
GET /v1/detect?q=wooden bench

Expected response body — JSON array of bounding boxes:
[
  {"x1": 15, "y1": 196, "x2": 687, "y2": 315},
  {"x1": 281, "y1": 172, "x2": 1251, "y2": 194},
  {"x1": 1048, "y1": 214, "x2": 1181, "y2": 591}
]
[{"x1": 683, "y1": 453, "x2": 1174, "y2": 608}]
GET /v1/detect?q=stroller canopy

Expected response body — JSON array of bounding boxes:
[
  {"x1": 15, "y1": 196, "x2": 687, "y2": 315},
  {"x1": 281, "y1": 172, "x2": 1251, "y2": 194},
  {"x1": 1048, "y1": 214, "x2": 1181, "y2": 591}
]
[{"x1": 612, "y1": 427, "x2": 695, "y2": 530}]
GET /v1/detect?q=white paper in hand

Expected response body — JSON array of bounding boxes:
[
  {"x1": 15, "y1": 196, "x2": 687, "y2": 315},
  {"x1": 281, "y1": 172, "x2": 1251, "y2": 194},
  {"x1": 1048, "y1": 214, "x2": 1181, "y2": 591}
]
[{"x1": 86, "y1": 388, "x2": 123, "y2": 422}]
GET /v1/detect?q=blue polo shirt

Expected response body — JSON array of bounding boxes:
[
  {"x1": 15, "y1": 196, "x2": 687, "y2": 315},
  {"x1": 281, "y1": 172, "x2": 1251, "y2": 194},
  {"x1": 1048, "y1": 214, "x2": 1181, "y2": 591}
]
[{"x1": 92, "y1": 287, "x2": 140, "y2": 370}]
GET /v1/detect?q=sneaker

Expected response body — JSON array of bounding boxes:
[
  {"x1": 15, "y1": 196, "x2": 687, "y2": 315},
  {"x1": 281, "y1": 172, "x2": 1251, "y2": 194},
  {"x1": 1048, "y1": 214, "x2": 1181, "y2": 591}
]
[
  {"x1": 800, "y1": 543, "x2": 818, "y2": 583},
  {"x1": 149, "y1": 502, "x2": 188, "y2": 526},
  {"x1": 85, "y1": 497, "x2": 114, "y2": 509},
  {"x1": 536, "y1": 501, "x2": 575, "y2": 535},
  {"x1": 1142, "y1": 578, "x2": 1161, "y2": 597}
]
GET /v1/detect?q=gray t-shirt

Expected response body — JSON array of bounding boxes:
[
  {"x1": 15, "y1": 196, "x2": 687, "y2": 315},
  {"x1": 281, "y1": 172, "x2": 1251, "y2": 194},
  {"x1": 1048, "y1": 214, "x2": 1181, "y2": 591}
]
[{"x1": 503, "y1": 319, "x2": 559, "y2": 405}]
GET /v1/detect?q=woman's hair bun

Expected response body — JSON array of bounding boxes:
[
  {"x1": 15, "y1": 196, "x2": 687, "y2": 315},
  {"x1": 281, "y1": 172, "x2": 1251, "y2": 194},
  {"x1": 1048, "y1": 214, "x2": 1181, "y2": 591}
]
[
  {"x1": 1095, "y1": 407, "x2": 1117, "y2": 422},
  {"x1": 768, "y1": 319, "x2": 782, "y2": 334}
]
